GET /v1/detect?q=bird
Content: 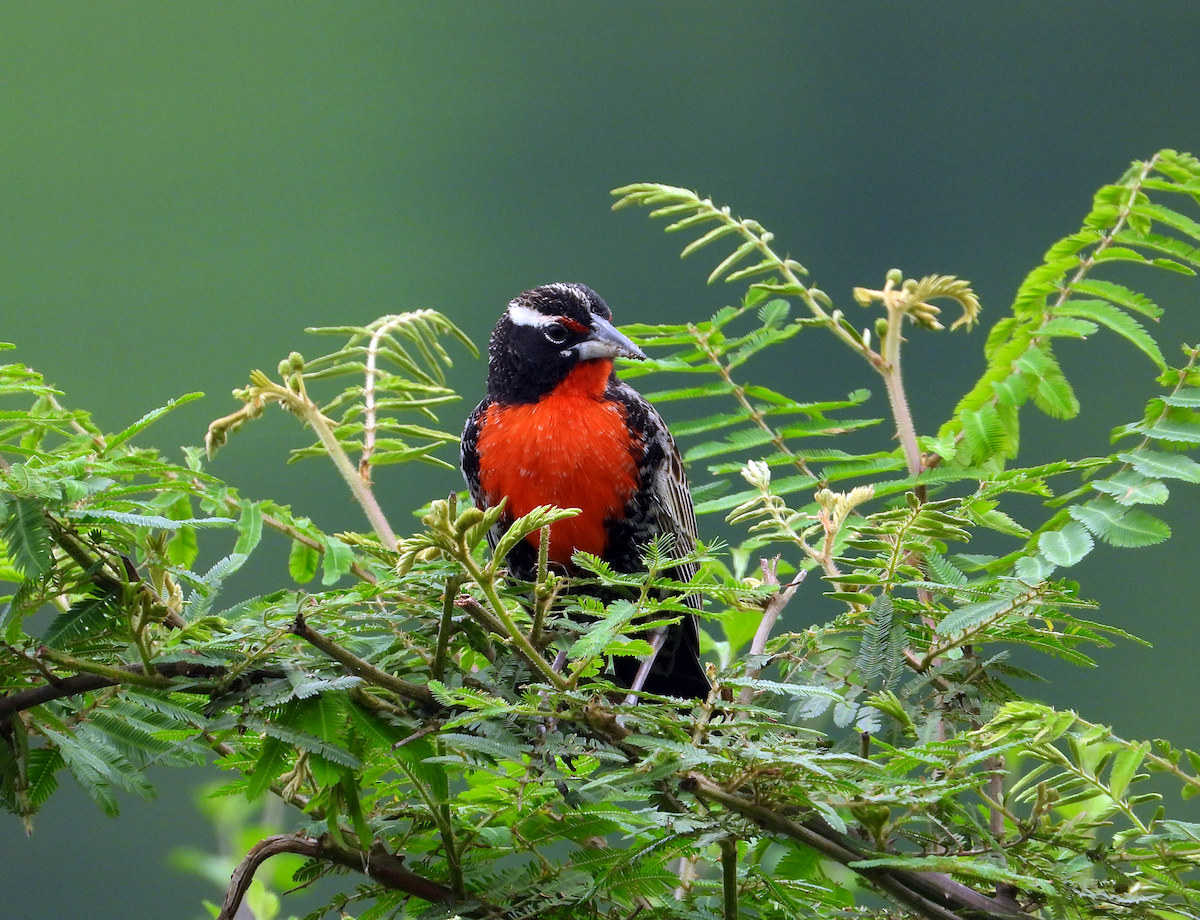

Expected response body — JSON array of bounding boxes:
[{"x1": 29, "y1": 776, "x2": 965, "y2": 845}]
[{"x1": 460, "y1": 282, "x2": 710, "y2": 699}]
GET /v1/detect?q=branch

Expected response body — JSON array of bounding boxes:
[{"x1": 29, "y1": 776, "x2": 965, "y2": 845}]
[
  {"x1": 0, "y1": 659, "x2": 285, "y2": 719},
  {"x1": 218, "y1": 833, "x2": 459, "y2": 920},
  {"x1": 738, "y1": 560, "x2": 805, "y2": 705},
  {"x1": 291, "y1": 612, "x2": 436, "y2": 706},
  {"x1": 681, "y1": 773, "x2": 1025, "y2": 920}
]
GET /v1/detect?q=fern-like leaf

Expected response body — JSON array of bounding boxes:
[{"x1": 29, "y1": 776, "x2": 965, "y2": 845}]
[{"x1": 1, "y1": 496, "x2": 52, "y2": 577}]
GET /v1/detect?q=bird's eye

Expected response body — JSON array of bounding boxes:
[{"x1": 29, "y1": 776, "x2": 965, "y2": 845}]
[{"x1": 544, "y1": 322, "x2": 568, "y2": 345}]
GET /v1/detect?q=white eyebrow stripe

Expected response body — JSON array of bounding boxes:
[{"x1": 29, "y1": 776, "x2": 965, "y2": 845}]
[{"x1": 507, "y1": 303, "x2": 558, "y2": 327}]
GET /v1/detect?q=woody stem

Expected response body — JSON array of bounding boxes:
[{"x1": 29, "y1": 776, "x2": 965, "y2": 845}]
[
  {"x1": 880, "y1": 303, "x2": 923, "y2": 477},
  {"x1": 304, "y1": 405, "x2": 398, "y2": 551}
]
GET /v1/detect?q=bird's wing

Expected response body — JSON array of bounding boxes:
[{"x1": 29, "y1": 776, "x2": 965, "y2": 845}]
[
  {"x1": 460, "y1": 396, "x2": 505, "y2": 554},
  {"x1": 609, "y1": 379, "x2": 710, "y2": 696},
  {"x1": 610, "y1": 379, "x2": 702, "y2": 605}
]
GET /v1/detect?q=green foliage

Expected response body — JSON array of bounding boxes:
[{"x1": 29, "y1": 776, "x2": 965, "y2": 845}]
[
  {"x1": 6, "y1": 152, "x2": 1200, "y2": 919},
  {"x1": 205, "y1": 311, "x2": 475, "y2": 473}
]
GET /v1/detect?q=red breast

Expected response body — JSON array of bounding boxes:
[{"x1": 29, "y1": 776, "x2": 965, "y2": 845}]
[{"x1": 475, "y1": 359, "x2": 640, "y2": 567}]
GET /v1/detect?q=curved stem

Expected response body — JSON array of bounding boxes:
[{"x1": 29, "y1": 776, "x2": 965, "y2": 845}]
[
  {"x1": 217, "y1": 833, "x2": 456, "y2": 920},
  {"x1": 881, "y1": 304, "x2": 923, "y2": 476},
  {"x1": 432, "y1": 575, "x2": 464, "y2": 681}
]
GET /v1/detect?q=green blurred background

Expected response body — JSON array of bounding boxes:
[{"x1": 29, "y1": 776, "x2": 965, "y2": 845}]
[{"x1": 4, "y1": 3, "x2": 1200, "y2": 916}]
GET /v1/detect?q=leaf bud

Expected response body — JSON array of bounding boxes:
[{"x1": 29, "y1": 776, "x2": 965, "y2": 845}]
[
  {"x1": 422, "y1": 499, "x2": 450, "y2": 530},
  {"x1": 395, "y1": 549, "x2": 417, "y2": 576},
  {"x1": 454, "y1": 506, "x2": 487, "y2": 536}
]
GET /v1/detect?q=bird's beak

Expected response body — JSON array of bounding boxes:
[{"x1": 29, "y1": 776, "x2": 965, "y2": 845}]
[{"x1": 575, "y1": 315, "x2": 647, "y2": 361}]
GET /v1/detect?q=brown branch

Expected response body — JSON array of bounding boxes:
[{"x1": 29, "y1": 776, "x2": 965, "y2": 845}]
[
  {"x1": 218, "y1": 833, "x2": 459, "y2": 920},
  {"x1": 292, "y1": 612, "x2": 436, "y2": 706},
  {"x1": 0, "y1": 660, "x2": 285, "y2": 719},
  {"x1": 2, "y1": 617, "x2": 431, "y2": 721},
  {"x1": 681, "y1": 773, "x2": 1026, "y2": 920}
]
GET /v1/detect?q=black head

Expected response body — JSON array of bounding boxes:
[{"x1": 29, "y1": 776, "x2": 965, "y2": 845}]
[{"x1": 486, "y1": 283, "x2": 646, "y2": 403}]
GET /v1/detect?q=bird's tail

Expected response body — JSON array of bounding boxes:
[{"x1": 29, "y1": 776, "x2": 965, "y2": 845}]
[{"x1": 613, "y1": 613, "x2": 710, "y2": 700}]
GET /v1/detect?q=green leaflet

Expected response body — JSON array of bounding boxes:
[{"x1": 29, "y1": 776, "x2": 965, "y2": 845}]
[
  {"x1": 1069, "y1": 497, "x2": 1171, "y2": 547},
  {"x1": 670, "y1": 408, "x2": 753, "y2": 438},
  {"x1": 936, "y1": 593, "x2": 1024, "y2": 636},
  {"x1": 320, "y1": 535, "x2": 355, "y2": 585},
  {"x1": 1161, "y1": 387, "x2": 1200, "y2": 407},
  {"x1": 0, "y1": 496, "x2": 51, "y2": 577},
  {"x1": 1071, "y1": 279, "x2": 1161, "y2": 319},
  {"x1": 1056, "y1": 299, "x2": 1165, "y2": 369},
  {"x1": 1139, "y1": 416, "x2": 1200, "y2": 444},
  {"x1": 64, "y1": 509, "x2": 236, "y2": 531},
  {"x1": 289, "y1": 537, "x2": 320, "y2": 583},
  {"x1": 853, "y1": 596, "x2": 906, "y2": 687},
  {"x1": 1091, "y1": 470, "x2": 1169, "y2": 505},
  {"x1": 41, "y1": 590, "x2": 121, "y2": 647},
  {"x1": 286, "y1": 672, "x2": 363, "y2": 700},
  {"x1": 250, "y1": 708, "x2": 361, "y2": 770},
  {"x1": 1030, "y1": 355, "x2": 1080, "y2": 420},
  {"x1": 38, "y1": 721, "x2": 156, "y2": 812},
  {"x1": 1036, "y1": 316, "x2": 1098, "y2": 339},
  {"x1": 23, "y1": 748, "x2": 63, "y2": 813},
  {"x1": 233, "y1": 499, "x2": 263, "y2": 556},
  {"x1": 959, "y1": 404, "x2": 1013, "y2": 463},
  {"x1": 642, "y1": 380, "x2": 734, "y2": 402},
  {"x1": 102, "y1": 393, "x2": 205, "y2": 454},
  {"x1": 1038, "y1": 522, "x2": 1094, "y2": 568},
  {"x1": 247, "y1": 734, "x2": 290, "y2": 801},
  {"x1": 1119, "y1": 448, "x2": 1200, "y2": 483}
]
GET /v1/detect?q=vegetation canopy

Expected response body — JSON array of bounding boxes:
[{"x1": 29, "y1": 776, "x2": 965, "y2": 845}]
[{"x1": 5, "y1": 150, "x2": 1200, "y2": 920}]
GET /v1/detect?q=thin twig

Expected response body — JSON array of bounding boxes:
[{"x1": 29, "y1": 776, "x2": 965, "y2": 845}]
[
  {"x1": 303, "y1": 400, "x2": 398, "y2": 550},
  {"x1": 432, "y1": 575, "x2": 464, "y2": 681},
  {"x1": 719, "y1": 836, "x2": 739, "y2": 920},
  {"x1": 455, "y1": 552, "x2": 568, "y2": 690}
]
